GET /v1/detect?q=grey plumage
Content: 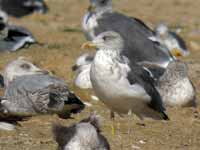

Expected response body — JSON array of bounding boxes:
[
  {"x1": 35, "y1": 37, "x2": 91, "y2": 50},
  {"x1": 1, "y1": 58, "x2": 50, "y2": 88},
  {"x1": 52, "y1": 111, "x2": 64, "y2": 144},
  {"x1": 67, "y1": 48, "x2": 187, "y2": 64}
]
[
  {"x1": 85, "y1": 31, "x2": 169, "y2": 120},
  {"x1": 0, "y1": 59, "x2": 85, "y2": 120},
  {"x1": 0, "y1": 0, "x2": 48, "y2": 18},
  {"x1": 82, "y1": 0, "x2": 174, "y2": 70}
]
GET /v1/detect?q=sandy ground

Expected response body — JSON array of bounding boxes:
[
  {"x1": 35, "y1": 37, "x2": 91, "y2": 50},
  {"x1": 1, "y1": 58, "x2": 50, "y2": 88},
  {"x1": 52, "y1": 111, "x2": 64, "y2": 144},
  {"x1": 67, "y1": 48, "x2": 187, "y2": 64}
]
[{"x1": 0, "y1": 0, "x2": 200, "y2": 149}]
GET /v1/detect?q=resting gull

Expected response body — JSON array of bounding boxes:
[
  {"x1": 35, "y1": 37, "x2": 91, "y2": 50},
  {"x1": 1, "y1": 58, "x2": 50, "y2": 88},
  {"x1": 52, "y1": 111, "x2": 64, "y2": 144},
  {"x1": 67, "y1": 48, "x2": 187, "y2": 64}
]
[
  {"x1": 72, "y1": 53, "x2": 94, "y2": 89},
  {"x1": 82, "y1": 31, "x2": 169, "y2": 120},
  {"x1": 53, "y1": 114, "x2": 110, "y2": 150},
  {"x1": 152, "y1": 23, "x2": 190, "y2": 57},
  {"x1": 156, "y1": 60, "x2": 197, "y2": 107},
  {"x1": 0, "y1": 0, "x2": 48, "y2": 18},
  {"x1": 0, "y1": 58, "x2": 85, "y2": 130},
  {"x1": 0, "y1": 11, "x2": 36, "y2": 52},
  {"x1": 82, "y1": 0, "x2": 175, "y2": 69}
]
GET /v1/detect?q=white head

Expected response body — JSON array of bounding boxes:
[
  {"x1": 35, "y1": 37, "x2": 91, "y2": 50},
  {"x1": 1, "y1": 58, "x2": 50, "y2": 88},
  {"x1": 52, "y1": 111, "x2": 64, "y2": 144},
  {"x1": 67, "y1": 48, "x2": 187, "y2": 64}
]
[
  {"x1": 3, "y1": 57, "x2": 48, "y2": 86},
  {"x1": 155, "y1": 23, "x2": 169, "y2": 36},
  {"x1": 72, "y1": 53, "x2": 94, "y2": 72},
  {"x1": 82, "y1": 31, "x2": 124, "y2": 52},
  {"x1": 89, "y1": 0, "x2": 112, "y2": 14}
]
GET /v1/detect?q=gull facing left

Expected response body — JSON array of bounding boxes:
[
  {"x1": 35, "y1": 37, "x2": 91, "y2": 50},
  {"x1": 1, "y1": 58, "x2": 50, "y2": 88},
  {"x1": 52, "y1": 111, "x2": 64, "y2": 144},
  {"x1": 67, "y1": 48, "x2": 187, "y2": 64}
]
[{"x1": 82, "y1": 31, "x2": 169, "y2": 120}]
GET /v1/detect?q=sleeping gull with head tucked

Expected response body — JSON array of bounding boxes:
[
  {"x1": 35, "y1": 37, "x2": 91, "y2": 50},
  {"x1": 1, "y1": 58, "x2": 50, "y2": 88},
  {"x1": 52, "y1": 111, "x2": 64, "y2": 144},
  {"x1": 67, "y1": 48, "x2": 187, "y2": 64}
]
[
  {"x1": 82, "y1": 0, "x2": 176, "y2": 70},
  {"x1": 0, "y1": 58, "x2": 85, "y2": 130},
  {"x1": 82, "y1": 31, "x2": 169, "y2": 120},
  {"x1": 156, "y1": 60, "x2": 197, "y2": 107},
  {"x1": 53, "y1": 114, "x2": 110, "y2": 150}
]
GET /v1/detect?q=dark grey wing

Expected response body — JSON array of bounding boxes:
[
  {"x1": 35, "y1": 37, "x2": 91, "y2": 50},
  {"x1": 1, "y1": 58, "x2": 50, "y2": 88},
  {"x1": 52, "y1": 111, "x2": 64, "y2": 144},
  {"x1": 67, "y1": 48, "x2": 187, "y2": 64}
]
[
  {"x1": 170, "y1": 32, "x2": 188, "y2": 50},
  {"x1": 1, "y1": 0, "x2": 48, "y2": 18},
  {"x1": 95, "y1": 12, "x2": 173, "y2": 65},
  {"x1": 0, "y1": 25, "x2": 36, "y2": 52},
  {"x1": 138, "y1": 61, "x2": 166, "y2": 80},
  {"x1": 127, "y1": 62, "x2": 169, "y2": 120},
  {"x1": 130, "y1": 17, "x2": 155, "y2": 37},
  {"x1": 4, "y1": 75, "x2": 84, "y2": 117}
]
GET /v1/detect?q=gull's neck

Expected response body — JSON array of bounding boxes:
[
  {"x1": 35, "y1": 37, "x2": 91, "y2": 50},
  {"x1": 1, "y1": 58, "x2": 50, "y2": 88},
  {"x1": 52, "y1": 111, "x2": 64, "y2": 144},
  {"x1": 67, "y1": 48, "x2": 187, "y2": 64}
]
[{"x1": 93, "y1": 49, "x2": 121, "y2": 70}]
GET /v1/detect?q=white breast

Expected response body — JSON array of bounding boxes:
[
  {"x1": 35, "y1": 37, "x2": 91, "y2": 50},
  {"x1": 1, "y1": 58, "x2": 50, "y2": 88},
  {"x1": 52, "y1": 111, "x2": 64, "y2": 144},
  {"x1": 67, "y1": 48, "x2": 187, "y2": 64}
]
[{"x1": 91, "y1": 50, "x2": 151, "y2": 114}]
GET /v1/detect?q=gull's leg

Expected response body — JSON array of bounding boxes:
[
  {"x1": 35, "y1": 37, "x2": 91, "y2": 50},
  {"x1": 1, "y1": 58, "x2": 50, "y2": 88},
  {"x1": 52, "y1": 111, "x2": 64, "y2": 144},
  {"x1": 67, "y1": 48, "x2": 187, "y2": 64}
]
[
  {"x1": 127, "y1": 109, "x2": 133, "y2": 135},
  {"x1": 110, "y1": 111, "x2": 115, "y2": 135}
]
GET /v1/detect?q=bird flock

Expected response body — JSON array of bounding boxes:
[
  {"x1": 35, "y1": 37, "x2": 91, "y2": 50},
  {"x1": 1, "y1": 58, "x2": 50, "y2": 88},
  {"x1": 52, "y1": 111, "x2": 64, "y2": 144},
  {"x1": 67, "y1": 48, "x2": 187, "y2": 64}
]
[{"x1": 0, "y1": 0, "x2": 197, "y2": 150}]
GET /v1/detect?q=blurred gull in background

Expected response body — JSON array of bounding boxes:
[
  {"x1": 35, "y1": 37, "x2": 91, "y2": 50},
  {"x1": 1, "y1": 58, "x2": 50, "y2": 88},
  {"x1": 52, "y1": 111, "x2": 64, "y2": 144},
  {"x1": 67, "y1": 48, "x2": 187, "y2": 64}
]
[
  {"x1": 0, "y1": 0, "x2": 48, "y2": 18},
  {"x1": 53, "y1": 114, "x2": 110, "y2": 150},
  {"x1": 0, "y1": 58, "x2": 85, "y2": 130},
  {"x1": 0, "y1": 10, "x2": 36, "y2": 52}
]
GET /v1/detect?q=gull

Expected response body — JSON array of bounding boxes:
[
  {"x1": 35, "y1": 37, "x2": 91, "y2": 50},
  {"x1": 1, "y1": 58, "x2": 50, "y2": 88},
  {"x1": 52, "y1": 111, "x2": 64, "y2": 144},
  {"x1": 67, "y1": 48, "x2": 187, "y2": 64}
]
[
  {"x1": 0, "y1": 11, "x2": 36, "y2": 52},
  {"x1": 0, "y1": 0, "x2": 48, "y2": 18},
  {"x1": 82, "y1": 0, "x2": 176, "y2": 69},
  {"x1": 0, "y1": 58, "x2": 85, "y2": 130},
  {"x1": 53, "y1": 114, "x2": 110, "y2": 150},
  {"x1": 156, "y1": 60, "x2": 197, "y2": 107},
  {"x1": 152, "y1": 23, "x2": 190, "y2": 57},
  {"x1": 82, "y1": 31, "x2": 169, "y2": 120},
  {"x1": 72, "y1": 53, "x2": 94, "y2": 89}
]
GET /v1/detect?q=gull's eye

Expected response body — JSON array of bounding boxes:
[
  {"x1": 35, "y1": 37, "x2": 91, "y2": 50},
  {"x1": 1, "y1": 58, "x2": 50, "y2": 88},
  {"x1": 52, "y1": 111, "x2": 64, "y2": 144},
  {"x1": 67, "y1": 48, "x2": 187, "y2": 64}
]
[
  {"x1": 20, "y1": 63, "x2": 31, "y2": 70},
  {"x1": 103, "y1": 35, "x2": 115, "y2": 41},
  {"x1": 100, "y1": 0, "x2": 107, "y2": 4}
]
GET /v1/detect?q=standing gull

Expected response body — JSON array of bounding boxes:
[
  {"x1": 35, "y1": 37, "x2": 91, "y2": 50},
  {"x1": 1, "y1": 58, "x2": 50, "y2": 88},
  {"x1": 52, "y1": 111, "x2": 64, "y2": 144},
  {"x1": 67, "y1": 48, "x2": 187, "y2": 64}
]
[
  {"x1": 82, "y1": 31, "x2": 169, "y2": 120},
  {"x1": 53, "y1": 114, "x2": 110, "y2": 150},
  {"x1": 82, "y1": 0, "x2": 175, "y2": 69},
  {"x1": 0, "y1": 11, "x2": 36, "y2": 52},
  {"x1": 0, "y1": 58, "x2": 85, "y2": 125},
  {"x1": 152, "y1": 23, "x2": 190, "y2": 57},
  {"x1": 0, "y1": 0, "x2": 48, "y2": 18}
]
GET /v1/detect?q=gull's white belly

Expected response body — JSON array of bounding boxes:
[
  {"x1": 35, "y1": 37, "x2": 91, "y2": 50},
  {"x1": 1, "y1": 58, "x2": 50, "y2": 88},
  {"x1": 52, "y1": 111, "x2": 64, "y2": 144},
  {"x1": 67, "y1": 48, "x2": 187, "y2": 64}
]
[{"x1": 91, "y1": 63, "x2": 151, "y2": 115}]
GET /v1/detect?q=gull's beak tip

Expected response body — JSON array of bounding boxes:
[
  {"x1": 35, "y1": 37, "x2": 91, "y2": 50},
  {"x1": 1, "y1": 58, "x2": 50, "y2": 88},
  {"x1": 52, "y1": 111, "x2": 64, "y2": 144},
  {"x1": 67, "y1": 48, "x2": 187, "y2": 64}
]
[
  {"x1": 171, "y1": 48, "x2": 183, "y2": 57},
  {"x1": 81, "y1": 42, "x2": 97, "y2": 50}
]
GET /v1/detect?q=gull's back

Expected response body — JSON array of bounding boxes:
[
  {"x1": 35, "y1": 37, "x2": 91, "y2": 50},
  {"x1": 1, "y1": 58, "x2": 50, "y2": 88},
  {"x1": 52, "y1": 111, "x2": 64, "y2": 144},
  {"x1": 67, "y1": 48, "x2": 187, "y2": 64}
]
[{"x1": 94, "y1": 12, "x2": 173, "y2": 66}]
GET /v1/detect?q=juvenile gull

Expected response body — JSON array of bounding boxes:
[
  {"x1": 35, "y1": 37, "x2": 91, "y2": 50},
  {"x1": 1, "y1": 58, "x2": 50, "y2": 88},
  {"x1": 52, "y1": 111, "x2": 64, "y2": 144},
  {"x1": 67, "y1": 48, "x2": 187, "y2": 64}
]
[
  {"x1": 82, "y1": 0, "x2": 175, "y2": 69},
  {"x1": 82, "y1": 31, "x2": 169, "y2": 120},
  {"x1": 72, "y1": 53, "x2": 94, "y2": 89},
  {"x1": 156, "y1": 60, "x2": 197, "y2": 107},
  {"x1": 0, "y1": 58, "x2": 85, "y2": 123},
  {"x1": 152, "y1": 23, "x2": 190, "y2": 57},
  {"x1": 0, "y1": 0, "x2": 48, "y2": 18},
  {"x1": 53, "y1": 114, "x2": 110, "y2": 150},
  {"x1": 0, "y1": 11, "x2": 36, "y2": 52}
]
